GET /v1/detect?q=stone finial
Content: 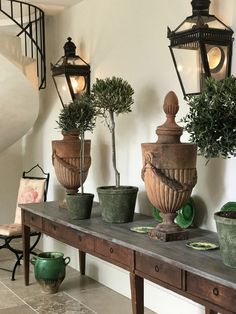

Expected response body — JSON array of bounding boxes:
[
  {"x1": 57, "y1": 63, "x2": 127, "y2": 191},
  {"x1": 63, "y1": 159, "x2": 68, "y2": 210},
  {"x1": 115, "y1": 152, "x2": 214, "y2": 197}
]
[{"x1": 156, "y1": 91, "x2": 183, "y2": 144}]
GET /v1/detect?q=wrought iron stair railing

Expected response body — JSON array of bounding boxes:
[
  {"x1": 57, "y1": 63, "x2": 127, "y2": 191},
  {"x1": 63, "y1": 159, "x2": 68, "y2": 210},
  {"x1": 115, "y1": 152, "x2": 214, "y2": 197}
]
[{"x1": 0, "y1": 0, "x2": 46, "y2": 89}]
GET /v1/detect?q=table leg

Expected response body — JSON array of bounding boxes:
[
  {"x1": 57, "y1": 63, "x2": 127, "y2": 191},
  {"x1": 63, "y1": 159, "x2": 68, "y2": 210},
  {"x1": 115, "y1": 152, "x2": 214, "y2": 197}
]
[
  {"x1": 79, "y1": 250, "x2": 86, "y2": 275},
  {"x1": 22, "y1": 224, "x2": 30, "y2": 286},
  {"x1": 130, "y1": 272, "x2": 144, "y2": 314},
  {"x1": 205, "y1": 308, "x2": 218, "y2": 314}
]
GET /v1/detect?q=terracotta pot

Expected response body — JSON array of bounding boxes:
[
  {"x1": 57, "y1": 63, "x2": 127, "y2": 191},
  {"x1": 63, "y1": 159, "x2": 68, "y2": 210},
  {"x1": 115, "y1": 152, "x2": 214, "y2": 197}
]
[
  {"x1": 214, "y1": 211, "x2": 236, "y2": 268},
  {"x1": 141, "y1": 91, "x2": 197, "y2": 241},
  {"x1": 97, "y1": 186, "x2": 138, "y2": 223},
  {"x1": 66, "y1": 193, "x2": 94, "y2": 220},
  {"x1": 52, "y1": 133, "x2": 91, "y2": 194}
]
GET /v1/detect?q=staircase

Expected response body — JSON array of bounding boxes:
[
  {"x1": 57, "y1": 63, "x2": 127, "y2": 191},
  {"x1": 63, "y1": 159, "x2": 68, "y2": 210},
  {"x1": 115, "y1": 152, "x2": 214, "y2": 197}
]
[{"x1": 0, "y1": 0, "x2": 45, "y2": 153}]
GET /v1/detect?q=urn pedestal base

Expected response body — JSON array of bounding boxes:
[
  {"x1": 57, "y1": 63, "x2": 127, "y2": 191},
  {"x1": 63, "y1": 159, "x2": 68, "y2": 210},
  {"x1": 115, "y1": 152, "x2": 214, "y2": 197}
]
[
  {"x1": 149, "y1": 228, "x2": 188, "y2": 242},
  {"x1": 149, "y1": 213, "x2": 189, "y2": 241}
]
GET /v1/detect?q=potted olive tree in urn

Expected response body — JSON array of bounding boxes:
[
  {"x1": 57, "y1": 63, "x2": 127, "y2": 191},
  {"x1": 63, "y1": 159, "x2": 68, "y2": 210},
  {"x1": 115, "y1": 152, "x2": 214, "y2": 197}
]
[
  {"x1": 92, "y1": 76, "x2": 138, "y2": 223},
  {"x1": 52, "y1": 94, "x2": 96, "y2": 218},
  {"x1": 182, "y1": 76, "x2": 236, "y2": 266},
  {"x1": 141, "y1": 91, "x2": 197, "y2": 241}
]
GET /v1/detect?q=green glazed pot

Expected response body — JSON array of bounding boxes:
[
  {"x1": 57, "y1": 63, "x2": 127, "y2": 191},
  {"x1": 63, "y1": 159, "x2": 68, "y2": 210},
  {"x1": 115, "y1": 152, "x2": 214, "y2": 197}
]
[
  {"x1": 31, "y1": 252, "x2": 70, "y2": 293},
  {"x1": 66, "y1": 193, "x2": 94, "y2": 220},
  {"x1": 214, "y1": 211, "x2": 236, "y2": 268},
  {"x1": 97, "y1": 186, "x2": 138, "y2": 223}
]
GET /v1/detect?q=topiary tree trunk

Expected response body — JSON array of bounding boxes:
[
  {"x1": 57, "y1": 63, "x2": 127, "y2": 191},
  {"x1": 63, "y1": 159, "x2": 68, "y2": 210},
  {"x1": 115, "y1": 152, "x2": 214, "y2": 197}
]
[{"x1": 109, "y1": 110, "x2": 120, "y2": 188}]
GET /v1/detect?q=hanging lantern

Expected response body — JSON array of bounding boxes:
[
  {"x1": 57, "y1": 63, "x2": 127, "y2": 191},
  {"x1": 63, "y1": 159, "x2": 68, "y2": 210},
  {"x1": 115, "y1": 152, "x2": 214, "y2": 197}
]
[
  {"x1": 168, "y1": 0, "x2": 234, "y2": 98},
  {"x1": 51, "y1": 37, "x2": 90, "y2": 107}
]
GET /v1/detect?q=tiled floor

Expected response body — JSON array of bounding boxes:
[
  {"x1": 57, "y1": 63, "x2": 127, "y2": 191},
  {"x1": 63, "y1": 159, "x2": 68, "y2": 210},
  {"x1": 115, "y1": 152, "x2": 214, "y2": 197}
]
[{"x1": 0, "y1": 245, "x2": 155, "y2": 314}]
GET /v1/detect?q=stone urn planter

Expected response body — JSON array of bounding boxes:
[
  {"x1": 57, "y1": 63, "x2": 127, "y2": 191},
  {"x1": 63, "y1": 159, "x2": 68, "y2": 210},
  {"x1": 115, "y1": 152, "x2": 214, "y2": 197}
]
[
  {"x1": 214, "y1": 211, "x2": 236, "y2": 268},
  {"x1": 31, "y1": 252, "x2": 70, "y2": 294},
  {"x1": 141, "y1": 91, "x2": 197, "y2": 241},
  {"x1": 52, "y1": 133, "x2": 91, "y2": 194}
]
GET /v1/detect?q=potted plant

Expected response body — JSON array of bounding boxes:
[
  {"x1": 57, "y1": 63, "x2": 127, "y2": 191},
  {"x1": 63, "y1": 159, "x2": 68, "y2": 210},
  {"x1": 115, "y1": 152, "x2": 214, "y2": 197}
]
[
  {"x1": 181, "y1": 76, "x2": 236, "y2": 161},
  {"x1": 182, "y1": 76, "x2": 236, "y2": 266},
  {"x1": 52, "y1": 94, "x2": 96, "y2": 219},
  {"x1": 92, "y1": 76, "x2": 138, "y2": 223}
]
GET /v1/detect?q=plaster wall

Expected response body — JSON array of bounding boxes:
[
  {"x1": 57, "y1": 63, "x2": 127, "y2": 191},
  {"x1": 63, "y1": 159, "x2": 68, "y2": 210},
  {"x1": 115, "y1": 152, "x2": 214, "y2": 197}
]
[{"x1": 1, "y1": 0, "x2": 236, "y2": 313}]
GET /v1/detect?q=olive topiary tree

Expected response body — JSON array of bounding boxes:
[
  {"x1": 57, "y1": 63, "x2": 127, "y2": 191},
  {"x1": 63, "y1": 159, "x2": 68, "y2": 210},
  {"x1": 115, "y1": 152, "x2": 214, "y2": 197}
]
[
  {"x1": 92, "y1": 76, "x2": 134, "y2": 188},
  {"x1": 57, "y1": 94, "x2": 96, "y2": 193},
  {"x1": 182, "y1": 76, "x2": 236, "y2": 162}
]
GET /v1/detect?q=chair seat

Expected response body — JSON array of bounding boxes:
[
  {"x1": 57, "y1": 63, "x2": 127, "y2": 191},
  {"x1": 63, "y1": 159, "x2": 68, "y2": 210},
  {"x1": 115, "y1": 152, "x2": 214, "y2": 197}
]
[{"x1": 0, "y1": 224, "x2": 22, "y2": 236}]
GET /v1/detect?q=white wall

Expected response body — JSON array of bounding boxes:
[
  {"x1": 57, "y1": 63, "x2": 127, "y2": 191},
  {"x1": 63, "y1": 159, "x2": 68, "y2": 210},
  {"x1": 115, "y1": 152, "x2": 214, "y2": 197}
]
[{"x1": 1, "y1": 0, "x2": 236, "y2": 313}]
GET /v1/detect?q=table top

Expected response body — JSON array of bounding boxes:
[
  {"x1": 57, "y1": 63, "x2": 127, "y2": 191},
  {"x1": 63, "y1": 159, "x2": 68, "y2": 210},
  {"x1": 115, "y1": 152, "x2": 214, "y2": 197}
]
[{"x1": 21, "y1": 201, "x2": 236, "y2": 289}]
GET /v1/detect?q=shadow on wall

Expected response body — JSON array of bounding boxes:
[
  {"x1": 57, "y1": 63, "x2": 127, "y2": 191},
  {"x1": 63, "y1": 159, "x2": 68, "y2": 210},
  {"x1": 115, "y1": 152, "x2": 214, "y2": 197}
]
[
  {"x1": 192, "y1": 195, "x2": 207, "y2": 227},
  {"x1": 136, "y1": 86, "x2": 161, "y2": 124},
  {"x1": 205, "y1": 158, "x2": 226, "y2": 207},
  {"x1": 94, "y1": 138, "x2": 111, "y2": 186},
  {"x1": 137, "y1": 190, "x2": 153, "y2": 216},
  {"x1": 53, "y1": 183, "x2": 66, "y2": 205},
  {"x1": 193, "y1": 157, "x2": 227, "y2": 227}
]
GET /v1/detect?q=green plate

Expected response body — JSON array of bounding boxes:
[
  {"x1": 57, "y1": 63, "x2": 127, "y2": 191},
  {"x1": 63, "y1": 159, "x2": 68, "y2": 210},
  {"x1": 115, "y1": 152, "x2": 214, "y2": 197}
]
[
  {"x1": 220, "y1": 201, "x2": 236, "y2": 212},
  {"x1": 151, "y1": 197, "x2": 195, "y2": 229},
  {"x1": 186, "y1": 241, "x2": 219, "y2": 251},
  {"x1": 130, "y1": 226, "x2": 153, "y2": 234}
]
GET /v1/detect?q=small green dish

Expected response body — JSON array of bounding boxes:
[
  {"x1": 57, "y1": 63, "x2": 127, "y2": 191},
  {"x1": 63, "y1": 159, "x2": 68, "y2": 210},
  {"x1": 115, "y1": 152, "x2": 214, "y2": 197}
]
[
  {"x1": 220, "y1": 201, "x2": 236, "y2": 212},
  {"x1": 130, "y1": 226, "x2": 153, "y2": 234},
  {"x1": 186, "y1": 241, "x2": 219, "y2": 251},
  {"x1": 151, "y1": 197, "x2": 195, "y2": 229}
]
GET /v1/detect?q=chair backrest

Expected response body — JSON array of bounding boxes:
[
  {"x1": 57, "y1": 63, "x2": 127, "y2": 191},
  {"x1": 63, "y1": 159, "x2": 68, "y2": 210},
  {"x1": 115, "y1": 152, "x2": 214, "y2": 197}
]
[{"x1": 14, "y1": 164, "x2": 50, "y2": 224}]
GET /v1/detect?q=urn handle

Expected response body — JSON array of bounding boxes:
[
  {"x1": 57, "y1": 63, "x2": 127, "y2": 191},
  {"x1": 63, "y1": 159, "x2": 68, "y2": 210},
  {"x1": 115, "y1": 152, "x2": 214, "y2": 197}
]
[
  {"x1": 30, "y1": 256, "x2": 37, "y2": 265},
  {"x1": 64, "y1": 256, "x2": 71, "y2": 266}
]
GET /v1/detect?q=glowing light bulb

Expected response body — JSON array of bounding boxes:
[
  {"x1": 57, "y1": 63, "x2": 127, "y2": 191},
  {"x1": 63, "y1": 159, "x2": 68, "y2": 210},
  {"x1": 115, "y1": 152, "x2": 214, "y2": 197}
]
[
  {"x1": 207, "y1": 47, "x2": 224, "y2": 72},
  {"x1": 70, "y1": 76, "x2": 86, "y2": 94}
]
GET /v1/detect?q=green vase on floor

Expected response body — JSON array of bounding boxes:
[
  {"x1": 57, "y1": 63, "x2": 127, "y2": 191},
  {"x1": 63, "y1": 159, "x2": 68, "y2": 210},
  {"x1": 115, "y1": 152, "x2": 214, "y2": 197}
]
[{"x1": 31, "y1": 252, "x2": 70, "y2": 294}]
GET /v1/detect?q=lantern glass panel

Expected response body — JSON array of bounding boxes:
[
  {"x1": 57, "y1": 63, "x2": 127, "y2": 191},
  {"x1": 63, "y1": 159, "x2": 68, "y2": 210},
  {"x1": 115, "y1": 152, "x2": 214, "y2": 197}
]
[
  {"x1": 172, "y1": 45, "x2": 202, "y2": 95},
  {"x1": 176, "y1": 16, "x2": 227, "y2": 33},
  {"x1": 54, "y1": 75, "x2": 72, "y2": 106}
]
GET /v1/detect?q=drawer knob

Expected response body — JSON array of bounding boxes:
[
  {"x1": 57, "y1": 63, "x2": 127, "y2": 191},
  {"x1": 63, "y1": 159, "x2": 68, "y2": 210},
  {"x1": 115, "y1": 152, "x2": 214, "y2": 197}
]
[
  {"x1": 155, "y1": 265, "x2": 159, "y2": 272},
  {"x1": 110, "y1": 248, "x2": 114, "y2": 254},
  {"x1": 78, "y1": 235, "x2": 82, "y2": 241},
  {"x1": 213, "y1": 287, "x2": 219, "y2": 296},
  {"x1": 53, "y1": 225, "x2": 56, "y2": 231},
  {"x1": 31, "y1": 217, "x2": 34, "y2": 221}
]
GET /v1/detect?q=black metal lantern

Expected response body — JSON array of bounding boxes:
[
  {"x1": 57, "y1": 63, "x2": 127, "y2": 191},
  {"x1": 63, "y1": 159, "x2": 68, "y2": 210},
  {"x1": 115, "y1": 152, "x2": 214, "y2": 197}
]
[
  {"x1": 168, "y1": 0, "x2": 234, "y2": 98},
  {"x1": 51, "y1": 37, "x2": 90, "y2": 107}
]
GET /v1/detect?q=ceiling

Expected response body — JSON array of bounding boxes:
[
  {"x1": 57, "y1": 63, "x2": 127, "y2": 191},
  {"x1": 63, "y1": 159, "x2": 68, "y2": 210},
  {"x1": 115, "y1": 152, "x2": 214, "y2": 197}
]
[{"x1": 23, "y1": 0, "x2": 83, "y2": 15}]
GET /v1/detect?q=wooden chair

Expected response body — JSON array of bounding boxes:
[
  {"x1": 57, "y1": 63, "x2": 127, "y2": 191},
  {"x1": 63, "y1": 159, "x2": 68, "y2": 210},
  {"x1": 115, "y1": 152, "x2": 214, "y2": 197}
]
[{"x1": 0, "y1": 164, "x2": 49, "y2": 280}]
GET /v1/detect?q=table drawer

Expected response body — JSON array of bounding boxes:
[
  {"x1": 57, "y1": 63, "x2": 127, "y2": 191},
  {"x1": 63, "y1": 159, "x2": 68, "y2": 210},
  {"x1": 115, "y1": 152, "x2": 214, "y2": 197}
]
[
  {"x1": 43, "y1": 220, "x2": 94, "y2": 252},
  {"x1": 135, "y1": 252, "x2": 182, "y2": 289},
  {"x1": 186, "y1": 272, "x2": 236, "y2": 310},
  {"x1": 95, "y1": 238, "x2": 133, "y2": 267},
  {"x1": 23, "y1": 212, "x2": 42, "y2": 229}
]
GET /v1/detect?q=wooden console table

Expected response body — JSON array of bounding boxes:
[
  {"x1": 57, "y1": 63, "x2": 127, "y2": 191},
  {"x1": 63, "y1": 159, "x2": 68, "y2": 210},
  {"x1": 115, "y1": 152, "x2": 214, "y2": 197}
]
[{"x1": 21, "y1": 201, "x2": 236, "y2": 314}]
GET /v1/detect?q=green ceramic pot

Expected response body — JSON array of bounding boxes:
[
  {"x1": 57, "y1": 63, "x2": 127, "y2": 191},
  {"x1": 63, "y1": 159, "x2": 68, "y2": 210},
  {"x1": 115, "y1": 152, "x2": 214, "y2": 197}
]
[
  {"x1": 66, "y1": 193, "x2": 94, "y2": 220},
  {"x1": 214, "y1": 211, "x2": 236, "y2": 268},
  {"x1": 97, "y1": 186, "x2": 138, "y2": 223},
  {"x1": 31, "y1": 252, "x2": 70, "y2": 293}
]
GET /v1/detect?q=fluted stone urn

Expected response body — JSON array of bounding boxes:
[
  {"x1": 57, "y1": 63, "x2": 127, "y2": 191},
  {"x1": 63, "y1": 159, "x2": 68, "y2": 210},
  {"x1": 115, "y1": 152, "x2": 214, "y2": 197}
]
[
  {"x1": 141, "y1": 91, "x2": 197, "y2": 241},
  {"x1": 52, "y1": 133, "x2": 91, "y2": 194}
]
